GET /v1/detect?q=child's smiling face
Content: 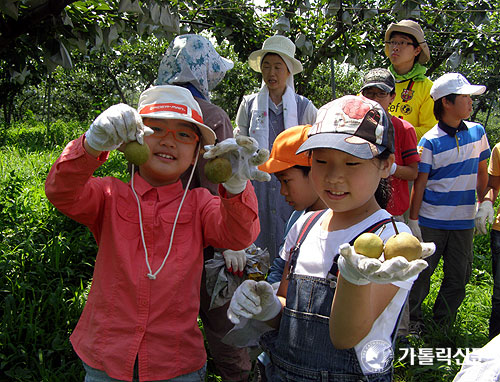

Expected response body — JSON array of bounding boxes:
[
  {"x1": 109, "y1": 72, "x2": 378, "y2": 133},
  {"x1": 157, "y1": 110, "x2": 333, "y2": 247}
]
[
  {"x1": 310, "y1": 148, "x2": 392, "y2": 224},
  {"x1": 138, "y1": 118, "x2": 199, "y2": 187}
]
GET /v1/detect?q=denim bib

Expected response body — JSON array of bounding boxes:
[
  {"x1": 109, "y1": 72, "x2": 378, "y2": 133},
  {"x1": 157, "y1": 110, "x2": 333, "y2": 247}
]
[{"x1": 260, "y1": 217, "x2": 393, "y2": 382}]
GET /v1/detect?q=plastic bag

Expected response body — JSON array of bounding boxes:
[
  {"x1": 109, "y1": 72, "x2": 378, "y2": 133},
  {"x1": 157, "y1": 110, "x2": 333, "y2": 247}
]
[{"x1": 204, "y1": 244, "x2": 270, "y2": 310}]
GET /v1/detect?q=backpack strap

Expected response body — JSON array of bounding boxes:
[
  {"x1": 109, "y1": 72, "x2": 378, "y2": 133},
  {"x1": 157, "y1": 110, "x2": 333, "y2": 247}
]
[
  {"x1": 329, "y1": 217, "x2": 393, "y2": 277},
  {"x1": 286, "y1": 209, "x2": 328, "y2": 280}
]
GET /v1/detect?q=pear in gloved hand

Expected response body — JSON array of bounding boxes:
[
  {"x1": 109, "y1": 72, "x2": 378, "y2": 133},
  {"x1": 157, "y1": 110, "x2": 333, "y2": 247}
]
[
  {"x1": 124, "y1": 141, "x2": 151, "y2": 166},
  {"x1": 205, "y1": 157, "x2": 233, "y2": 184},
  {"x1": 353, "y1": 233, "x2": 384, "y2": 259},
  {"x1": 384, "y1": 232, "x2": 423, "y2": 261},
  {"x1": 338, "y1": 242, "x2": 430, "y2": 285},
  {"x1": 85, "y1": 103, "x2": 153, "y2": 152},
  {"x1": 203, "y1": 135, "x2": 271, "y2": 194}
]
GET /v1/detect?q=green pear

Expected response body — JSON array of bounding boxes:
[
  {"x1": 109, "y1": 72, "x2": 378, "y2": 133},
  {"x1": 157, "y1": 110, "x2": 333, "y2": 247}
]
[
  {"x1": 205, "y1": 157, "x2": 232, "y2": 184},
  {"x1": 124, "y1": 141, "x2": 150, "y2": 166}
]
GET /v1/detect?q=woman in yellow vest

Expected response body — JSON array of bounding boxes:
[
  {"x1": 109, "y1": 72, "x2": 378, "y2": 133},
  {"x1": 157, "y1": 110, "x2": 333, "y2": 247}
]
[{"x1": 385, "y1": 19, "x2": 437, "y2": 141}]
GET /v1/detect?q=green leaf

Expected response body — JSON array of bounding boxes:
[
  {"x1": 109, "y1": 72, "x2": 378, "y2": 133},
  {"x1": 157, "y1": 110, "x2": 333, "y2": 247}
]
[{"x1": 0, "y1": 0, "x2": 19, "y2": 20}]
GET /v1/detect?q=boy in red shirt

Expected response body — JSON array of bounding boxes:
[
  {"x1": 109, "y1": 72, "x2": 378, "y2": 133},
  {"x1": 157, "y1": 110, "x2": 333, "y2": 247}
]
[
  {"x1": 360, "y1": 68, "x2": 420, "y2": 221},
  {"x1": 360, "y1": 68, "x2": 420, "y2": 339}
]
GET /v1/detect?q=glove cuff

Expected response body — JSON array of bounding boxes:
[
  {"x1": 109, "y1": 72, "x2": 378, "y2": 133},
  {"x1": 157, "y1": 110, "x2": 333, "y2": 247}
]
[
  {"x1": 223, "y1": 180, "x2": 247, "y2": 195},
  {"x1": 480, "y1": 200, "x2": 493, "y2": 207}
]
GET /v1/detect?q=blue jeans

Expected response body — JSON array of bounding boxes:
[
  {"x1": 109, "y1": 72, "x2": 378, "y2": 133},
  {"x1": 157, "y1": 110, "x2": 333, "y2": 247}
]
[
  {"x1": 83, "y1": 362, "x2": 206, "y2": 382},
  {"x1": 490, "y1": 229, "x2": 500, "y2": 339}
]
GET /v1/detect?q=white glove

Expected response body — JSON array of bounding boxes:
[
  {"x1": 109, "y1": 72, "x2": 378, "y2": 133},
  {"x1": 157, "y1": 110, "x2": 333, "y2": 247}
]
[
  {"x1": 475, "y1": 201, "x2": 495, "y2": 235},
  {"x1": 223, "y1": 249, "x2": 247, "y2": 276},
  {"x1": 408, "y1": 219, "x2": 423, "y2": 242},
  {"x1": 85, "y1": 104, "x2": 153, "y2": 152},
  {"x1": 227, "y1": 280, "x2": 282, "y2": 324},
  {"x1": 337, "y1": 243, "x2": 431, "y2": 285},
  {"x1": 204, "y1": 135, "x2": 271, "y2": 194}
]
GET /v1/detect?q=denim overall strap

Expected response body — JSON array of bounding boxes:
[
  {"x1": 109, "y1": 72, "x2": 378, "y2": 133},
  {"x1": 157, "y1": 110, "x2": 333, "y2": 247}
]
[
  {"x1": 287, "y1": 209, "x2": 328, "y2": 280},
  {"x1": 261, "y1": 217, "x2": 395, "y2": 382}
]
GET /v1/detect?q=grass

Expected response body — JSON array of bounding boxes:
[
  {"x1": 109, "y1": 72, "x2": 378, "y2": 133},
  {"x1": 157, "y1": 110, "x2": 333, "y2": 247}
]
[
  {"x1": 392, "y1": 239, "x2": 493, "y2": 381},
  {"x1": 0, "y1": 119, "x2": 496, "y2": 381}
]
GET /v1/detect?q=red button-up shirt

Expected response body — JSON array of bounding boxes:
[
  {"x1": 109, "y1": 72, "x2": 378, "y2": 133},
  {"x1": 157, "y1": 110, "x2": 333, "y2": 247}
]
[{"x1": 45, "y1": 136, "x2": 259, "y2": 380}]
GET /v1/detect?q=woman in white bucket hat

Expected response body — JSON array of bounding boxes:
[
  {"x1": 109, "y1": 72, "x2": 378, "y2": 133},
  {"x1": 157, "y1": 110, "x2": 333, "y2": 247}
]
[{"x1": 235, "y1": 34, "x2": 317, "y2": 262}]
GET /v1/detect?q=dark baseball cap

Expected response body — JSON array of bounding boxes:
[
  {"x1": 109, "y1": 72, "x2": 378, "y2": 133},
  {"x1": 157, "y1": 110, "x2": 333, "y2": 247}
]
[
  {"x1": 360, "y1": 68, "x2": 395, "y2": 93},
  {"x1": 296, "y1": 95, "x2": 394, "y2": 159}
]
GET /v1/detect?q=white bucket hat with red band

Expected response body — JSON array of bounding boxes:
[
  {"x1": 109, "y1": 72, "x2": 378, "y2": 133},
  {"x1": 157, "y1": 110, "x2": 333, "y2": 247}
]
[{"x1": 138, "y1": 85, "x2": 216, "y2": 146}]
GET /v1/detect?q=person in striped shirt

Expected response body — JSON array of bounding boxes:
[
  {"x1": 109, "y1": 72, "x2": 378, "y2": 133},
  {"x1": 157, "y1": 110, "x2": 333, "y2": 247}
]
[{"x1": 408, "y1": 73, "x2": 490, "y2": 333}]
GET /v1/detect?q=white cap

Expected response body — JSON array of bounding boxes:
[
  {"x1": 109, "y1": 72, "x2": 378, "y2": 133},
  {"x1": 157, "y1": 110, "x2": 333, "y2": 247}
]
[
  {"x1": 138, "y1": 85, "x2": 216, "y2": 146},
  {"x1": 430, "y1": 73, "x2": 486, "y2": 101}
]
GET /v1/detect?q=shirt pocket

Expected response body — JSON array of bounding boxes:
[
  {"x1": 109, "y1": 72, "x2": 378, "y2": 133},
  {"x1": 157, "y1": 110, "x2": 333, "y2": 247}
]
[
  {"x1": 250, "y1": 110, "x2": 267, "y2": 132},
  {"x1": 158, "y1": 210, "x2": 193, "y2": 245},
  {"x1": 115, "y1": 200, "x2": 141, "y2": 240}
]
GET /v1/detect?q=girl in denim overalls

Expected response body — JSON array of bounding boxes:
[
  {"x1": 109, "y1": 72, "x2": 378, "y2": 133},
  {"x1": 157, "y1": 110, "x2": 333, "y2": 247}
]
[{"x1": 227, "y1": 96, "x2": 430, "y2": 382}]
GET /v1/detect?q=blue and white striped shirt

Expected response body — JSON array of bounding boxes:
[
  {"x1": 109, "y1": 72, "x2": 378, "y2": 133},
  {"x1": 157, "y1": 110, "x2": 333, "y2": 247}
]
[{"x1": 417, "y1": 121, "x2": 490, "y2": 230}]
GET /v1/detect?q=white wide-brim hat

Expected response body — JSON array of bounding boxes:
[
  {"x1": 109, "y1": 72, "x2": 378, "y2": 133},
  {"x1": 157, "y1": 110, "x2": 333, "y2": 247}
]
[
  {"x1": 248, "y1": 35, "x2": 303, "y2": 75},
  {"x1": 385, "y1": 19, "x2": 430, "y2": 64},
  {"x1": 137, "y1": 85, "x2": 216, "y2": 146}
]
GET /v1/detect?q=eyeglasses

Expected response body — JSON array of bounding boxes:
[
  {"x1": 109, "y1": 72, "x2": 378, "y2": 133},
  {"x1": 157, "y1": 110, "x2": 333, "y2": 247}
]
[
  {"x1": 385, "y1": 41, "x2": 417, "y2": 48},
  {"x1": 362, "y1": 90, "x2": 390, "y2": 99},
  {"x1": 148, "y1": 125, "x2": 200, "y2": 144}
]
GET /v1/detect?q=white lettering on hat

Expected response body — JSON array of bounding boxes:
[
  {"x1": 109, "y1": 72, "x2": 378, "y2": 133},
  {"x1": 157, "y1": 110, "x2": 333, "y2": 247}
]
[{"x1": 140, "y1": 103, "x2": 188, "y2": 114}]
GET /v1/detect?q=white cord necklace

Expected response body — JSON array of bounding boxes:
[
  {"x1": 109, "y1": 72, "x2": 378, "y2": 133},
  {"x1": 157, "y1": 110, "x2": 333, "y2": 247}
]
[{"x1": 130, "y1": 145, "x2": 200, "y2": 280}]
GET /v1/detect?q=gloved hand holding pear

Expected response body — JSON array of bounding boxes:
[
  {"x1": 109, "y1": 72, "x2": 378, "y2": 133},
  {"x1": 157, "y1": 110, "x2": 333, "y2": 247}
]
[
  {"x1": 85, "y1": 103, "x2": 154, "y2": 165},
  {"x1": 338, "y1": 227, "x2": 435, "y2": 285},
  {"x1": 203, "y1": 135, "x2": 271, "y2": 194}
]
